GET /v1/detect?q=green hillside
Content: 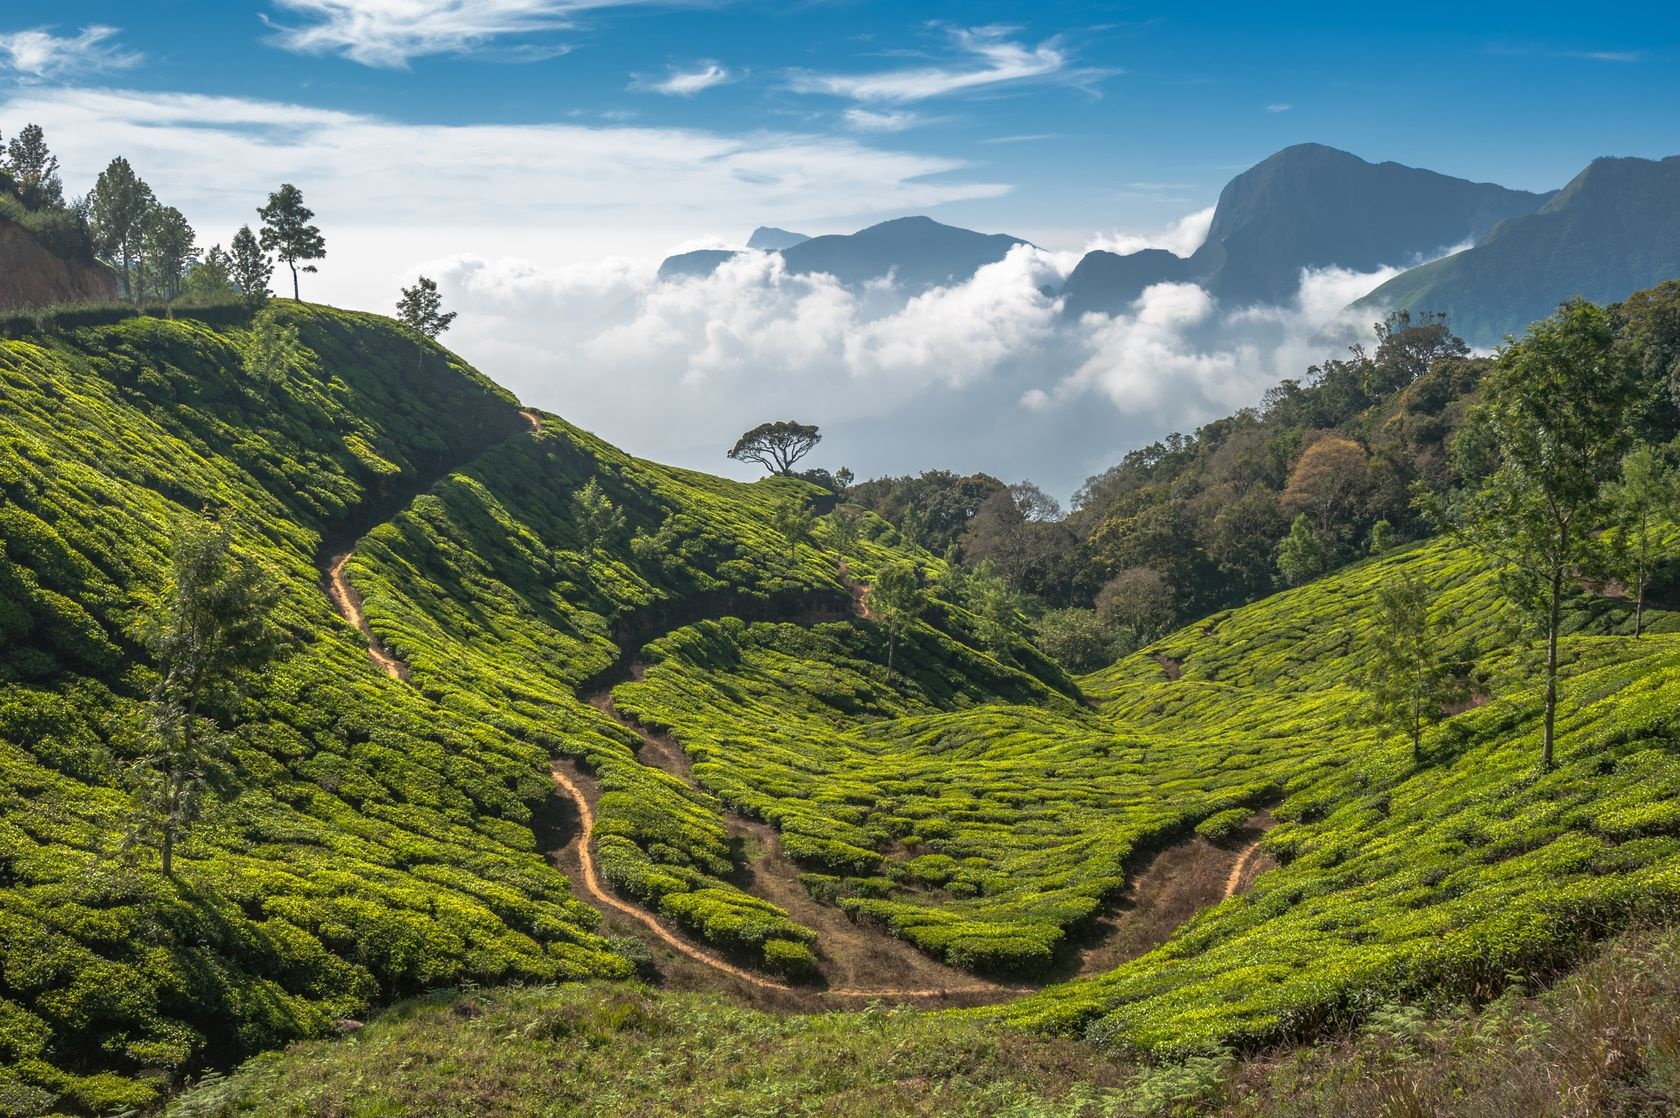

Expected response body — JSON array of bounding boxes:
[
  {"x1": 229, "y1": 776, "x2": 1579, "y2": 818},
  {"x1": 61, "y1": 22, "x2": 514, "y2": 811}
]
[{"x1": 4, "y1": 302, "x2": 1680, "y2": 1116}]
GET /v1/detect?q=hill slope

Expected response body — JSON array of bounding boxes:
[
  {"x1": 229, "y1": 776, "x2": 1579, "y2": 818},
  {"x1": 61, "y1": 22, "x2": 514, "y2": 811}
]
[
  {"x1": 6, "y1": 303, "x2": 1680, "y2": 1115},
  {"x1": 0, "y1": 217, "x2": 117, "y2": 310},
  {"x1": 1361, "y1": 155, "x2": 1680, "y2": 346}
]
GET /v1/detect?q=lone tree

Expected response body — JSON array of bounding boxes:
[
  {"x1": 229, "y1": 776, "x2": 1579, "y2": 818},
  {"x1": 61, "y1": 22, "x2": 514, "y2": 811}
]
[
  {"x1": 258, "y1": 184, "x2": 326, "y2": 301},
  {"x1": 728, "y1": 420, "x2": 821, "y2": 476},
  {"x1": 571, "y1": 478, "x2": 626, "y2": 563},
  {"x1": 1447, "y1": 299, "x2": 1639, "y2": 770},
  {"x1": 228, "y1": 225, "x2": 273, "y2": 307},
  {"x1": 771, "y1": 499, "x2": 816, "y2": 563},
  {"x1": 132, "y1": 514, "x2": 282, "y2": 875},
  {"x1": 88, "y1": 156, "x2": 156, "y2": 301},
  {"x1": 868, "y1": 561, "x2": 925, "y2": 678},
  {"x1": 1606, "y1": 445, "x2": 1677, "y2": 638},
  {"x1": 1360, "y1": 569, "x2": 1468, "y2": 762},
  {"x1": 396, "y1": 275, "x2": 457, "y2": 339}
]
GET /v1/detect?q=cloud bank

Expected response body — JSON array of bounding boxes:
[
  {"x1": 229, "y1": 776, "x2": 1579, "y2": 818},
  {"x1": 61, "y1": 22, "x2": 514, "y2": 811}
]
[{"x1": 429, "y1": 244, "x2": 1404, "y2": 498}]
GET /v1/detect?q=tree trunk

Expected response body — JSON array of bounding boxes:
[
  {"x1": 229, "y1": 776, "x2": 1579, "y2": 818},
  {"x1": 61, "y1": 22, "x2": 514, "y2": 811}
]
[
  {"x1": 886, "y1": 629, "x2": 897, "y2": 678},
  {"x1": 1636, "y1": 579, "x2": 1646, "y2": 639},
  {"x1": 1542, "y1": 566, "x2": 1562, "y2": 772},
  {"x1": 291, "y1": 262, "x2": 300, "y2": 301},
  {"x1": 161, "y1": 826, "x2": 174, "y2": 877}
]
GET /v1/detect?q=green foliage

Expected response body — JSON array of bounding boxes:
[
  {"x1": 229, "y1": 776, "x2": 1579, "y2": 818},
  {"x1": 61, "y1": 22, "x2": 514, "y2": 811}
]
[
  {"x1": 257, "y1": 184, "x2": 326, "y2": 301},
  {"x1": 1195, "y1": 809, "x2": 1251, "y2": 845},
  {"x1": 728, "y1": 420, "x2": 821, "y2": 476},
  {"x1": 1276, "y1": 513, "x2": 1324, "y2": 588},
  {"x1": 1359, "y1": 570, "x2": 1469, "y2": 761},
  {"x1": 395, "y1": 275, "x2": 456, "y2": 340}
]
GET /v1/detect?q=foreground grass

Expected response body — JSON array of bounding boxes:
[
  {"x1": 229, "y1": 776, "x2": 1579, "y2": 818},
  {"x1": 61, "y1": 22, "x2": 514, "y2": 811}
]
[{"x1": 170, "y1": 925, "x2": 1680, "y2": 1117}]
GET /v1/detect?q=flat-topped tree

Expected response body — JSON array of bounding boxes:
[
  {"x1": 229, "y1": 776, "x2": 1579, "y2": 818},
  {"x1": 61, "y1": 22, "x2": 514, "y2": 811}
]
[
  {"x1": 728, "y1": 420, "x2": 820, "y2": 476},
  {"x1": 259, "y1": 183, "x2": 326, "y2": 300}
]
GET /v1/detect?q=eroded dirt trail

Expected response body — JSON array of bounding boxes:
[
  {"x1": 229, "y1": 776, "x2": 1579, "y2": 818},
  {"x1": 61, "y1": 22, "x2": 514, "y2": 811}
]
[{"x1": 317, "y1": 408, "x2": 1276, "y2": 1003}]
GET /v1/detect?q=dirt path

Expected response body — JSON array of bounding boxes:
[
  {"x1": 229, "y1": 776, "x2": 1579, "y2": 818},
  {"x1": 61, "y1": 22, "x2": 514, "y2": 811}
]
[
  {"x1": 1224, "y1": 833, "x2": 1274, "y2": 899},
  {"x1": 581, "y1": 688, "x2": 1016, "y2": 1001},
  {"x1": 316, "y1": 409, "x2": 1268, "y2": 1003}
]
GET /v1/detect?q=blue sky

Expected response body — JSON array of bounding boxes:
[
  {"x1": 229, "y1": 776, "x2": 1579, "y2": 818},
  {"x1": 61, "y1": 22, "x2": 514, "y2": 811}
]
[
  {"x1": 1, "y1": 2, "x2": 1676, "y2": 491},
  {"x1": 2, "y1": 1, "x2": 1674, "y2": 245}
]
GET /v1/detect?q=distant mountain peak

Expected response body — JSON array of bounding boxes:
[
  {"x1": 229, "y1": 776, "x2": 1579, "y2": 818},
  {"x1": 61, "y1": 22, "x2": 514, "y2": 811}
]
[{"x1": 747, "y1": 226, "x2": 809, "y2": 251}]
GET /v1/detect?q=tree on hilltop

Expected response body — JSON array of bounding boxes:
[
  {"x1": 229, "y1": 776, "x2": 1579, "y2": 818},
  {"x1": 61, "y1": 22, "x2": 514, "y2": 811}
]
[
  {"x1": 4, "y1": 123, "x2": 64, "y2": 210},
  {"x1": 728, "y1": 420, "x2": 821, "y2": 476},
  {"x1": 258, "y1": 184, "x2": 326, "y2": 301},
  {"x1": 89, "y1": 156, "x2": 155, "y2": 301},
  {"x1": 229, "y1": 225, "x2": 273, "y2": 307},
  {"x1": 396, "y1": 275, "x2": 457, "y2": 340}
]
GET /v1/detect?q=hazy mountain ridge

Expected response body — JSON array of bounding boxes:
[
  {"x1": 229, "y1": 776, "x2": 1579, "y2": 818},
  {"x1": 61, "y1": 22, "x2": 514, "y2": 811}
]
[{"x1": 1361, "y1": 154, "x2": 1680, "y2": 345}]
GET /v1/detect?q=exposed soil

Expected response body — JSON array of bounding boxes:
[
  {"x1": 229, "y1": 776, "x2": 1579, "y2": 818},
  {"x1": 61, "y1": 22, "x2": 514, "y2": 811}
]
[
  {"x1": 1051, "y1": 812, "x2": 1276, "y2": 980},
  {"x1": 316, "y1": 407, "x2": 1284, "y2": 1007},
  {"x1": 1154, "y1": 654, "x2": 1183, "y2": 681},
  {"x1": 0, "y1": 218, "x2": 118, "y2": 311}
]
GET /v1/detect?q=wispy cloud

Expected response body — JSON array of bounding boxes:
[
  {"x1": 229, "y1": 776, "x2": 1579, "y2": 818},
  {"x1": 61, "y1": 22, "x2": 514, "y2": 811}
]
[
  {"x1": 1265, "y1": 102, "x2": 1291, "y2": 113},
  {"x1": 787, "y1": 25, "x2": 1110, "y2": 104},
  {"x1": 843, "y1": 107, "x2": 928, "y2": 133},
  {"x1": 266, "y1": 0, "x2": 683, "y2": 68},
  {"x1": 979, "y1": 132, "x2": 1067, "y2": 145},
  {"x1": 1486, "y1": 43, "x2": 1645, "y2": 63},
  {"x1": 631, "y1": 62, "x2": 733, "y2": 96},
  {"x1": 0, "y1": 25, "x2": 140, "y2": 81}
]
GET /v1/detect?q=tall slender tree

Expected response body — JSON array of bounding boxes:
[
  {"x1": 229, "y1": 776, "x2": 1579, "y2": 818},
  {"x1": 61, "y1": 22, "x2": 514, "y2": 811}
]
[
  {"x1": 1606, "y1": 445, "x2": 1677, "y2": 638},
  {"x1": 1448, "y1": 299, "x2": 1639, "y2": 770},
  {"x1": 1360, "y1": 570, "x2": 1468, "y2": 762},
  {"x1": 132, "y1": 514, "x2": 282, "y2": 875},
  {"x1": 258, "y1": 184, "x2": 326, "y2": 300},
  {"x1": 228, "y1": 225, "x2": 273, "y2": 307},
  {"x1": 88, "y1": 157, "x2": 155, "y2": 301},
  {"x1": 868, "y1": 562, "x2": 925, "y2": 678}
]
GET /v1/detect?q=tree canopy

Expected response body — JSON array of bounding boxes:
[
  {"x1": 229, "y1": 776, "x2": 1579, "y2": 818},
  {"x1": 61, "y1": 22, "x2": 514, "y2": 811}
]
[
  {"x1": 728, "y1": 420, "x2": 821, "y2": 475},
  {"x1": 258, "y1": 183, "x2": 327, "y2": 301}
]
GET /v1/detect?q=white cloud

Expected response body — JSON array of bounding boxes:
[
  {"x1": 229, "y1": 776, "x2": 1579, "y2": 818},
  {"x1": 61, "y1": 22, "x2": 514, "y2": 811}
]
[
  {"x1": 843, "y1": 108, "x2": 927, "y2": 133},
  {"x1": 633, "y1": 62, "x2": 733, "y2": 96},
  {"x1": 1266, "y1": 102, "x2": 1292, "y2": 113},
  {"x1": 265, "y1": 0, "x2": 675, "y2": 68},
  {"x1": 0, "y1": 26, "x2": 139, "y2": 80},
  {"x1": 0, "y1": 85, "x2": 1005, "y2": 248},
  {"x1": 787, "y1": 25, "x2": 1104, "y2": 104},
  {"x1": 1087, "y1": 205, "x2": 1214, "y2": 258},
  {"x1": 424, "y1": 240, "x2": 1412, "y2": 498}
]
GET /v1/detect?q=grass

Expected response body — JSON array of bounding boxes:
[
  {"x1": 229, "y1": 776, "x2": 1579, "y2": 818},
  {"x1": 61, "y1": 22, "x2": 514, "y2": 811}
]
[{"x1": 166, "y1": 924, "x2": 1680, "y2": 1117}]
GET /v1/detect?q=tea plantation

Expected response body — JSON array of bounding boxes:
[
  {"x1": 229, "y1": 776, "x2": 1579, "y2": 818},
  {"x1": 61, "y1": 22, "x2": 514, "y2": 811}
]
[{"x1": 4, "y1": 304, "x2": 1680, "y2": 1115}]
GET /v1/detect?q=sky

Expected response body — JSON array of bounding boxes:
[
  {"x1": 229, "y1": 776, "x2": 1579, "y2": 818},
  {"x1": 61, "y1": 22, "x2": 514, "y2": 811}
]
[{"x1": 2, "y1": 2, "x2": 1677, "y2": 495}]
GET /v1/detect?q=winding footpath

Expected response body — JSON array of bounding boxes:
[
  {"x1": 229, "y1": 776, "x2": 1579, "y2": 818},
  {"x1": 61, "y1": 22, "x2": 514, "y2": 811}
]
[{"x1": 316, "y1": 407, "x2": 1268, "y2": 1002}]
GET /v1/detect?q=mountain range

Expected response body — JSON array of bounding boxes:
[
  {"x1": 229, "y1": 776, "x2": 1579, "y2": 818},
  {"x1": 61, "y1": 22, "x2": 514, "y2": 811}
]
[{"x1": 660, "y1": 143, "x2": 1680, "y2": 347}]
